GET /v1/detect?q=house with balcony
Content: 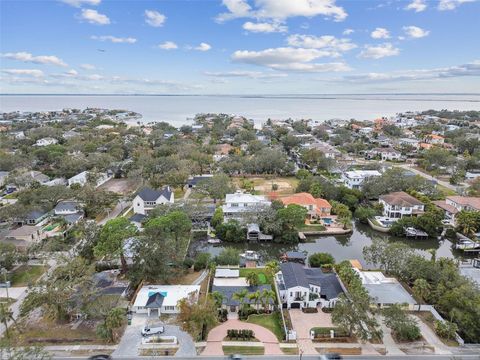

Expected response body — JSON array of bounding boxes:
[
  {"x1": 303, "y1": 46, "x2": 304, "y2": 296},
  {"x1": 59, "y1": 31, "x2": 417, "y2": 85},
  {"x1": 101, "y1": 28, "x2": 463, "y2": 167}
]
[
  {"x1": 280, "y1": 192, "x2": 332, "y2": 221},
  {"x1": 433, "y1": 196, "x2": 480, "y2": 226},
  {"x1": 379, "y1": 191, "x2": 425, "y2": 219},
  {"x1": 276, "y1": 262, "x2": 344, "y2": 309},
  {"x1": 133, "y1": 187, "x2": 174, "y2": 215},
  {"x1": 341, "y1": 170, "x2": 381, "y2": 190},
  {"x1": 222, "y1": 191, "x2": 271, "y2": 222}
]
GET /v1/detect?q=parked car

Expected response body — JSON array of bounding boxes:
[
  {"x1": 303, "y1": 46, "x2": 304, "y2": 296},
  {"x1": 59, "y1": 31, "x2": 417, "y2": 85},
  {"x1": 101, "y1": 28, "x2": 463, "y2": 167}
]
[
  {"x1": 320, "y1": 353, "x2": 342, "y2": 360},
  {"x1": 88, "y1": 355, "x2": 112, "y2": 360},
  {"x1": 141, "y1": 325, "x2": 165, "y2": 336}
]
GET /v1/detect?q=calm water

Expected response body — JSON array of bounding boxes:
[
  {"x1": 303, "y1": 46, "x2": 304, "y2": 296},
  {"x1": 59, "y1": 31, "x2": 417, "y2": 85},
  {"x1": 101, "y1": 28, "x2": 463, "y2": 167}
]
[
  {"x1": 1, "y1": 94, "x2": 480, "y2": 127},
  {"x1": 191, "y1": 223, "x2": 467, "y2": 268}
]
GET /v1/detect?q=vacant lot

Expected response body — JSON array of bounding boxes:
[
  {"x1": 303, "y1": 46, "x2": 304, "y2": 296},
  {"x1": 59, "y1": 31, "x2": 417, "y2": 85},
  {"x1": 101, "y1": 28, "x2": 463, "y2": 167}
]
[
  {"x1": 232, "y1": 176, "x2": 299, "y2": 196},
  {"x1": 98, "y1": 178, "x2": 139, "y2": 195}
]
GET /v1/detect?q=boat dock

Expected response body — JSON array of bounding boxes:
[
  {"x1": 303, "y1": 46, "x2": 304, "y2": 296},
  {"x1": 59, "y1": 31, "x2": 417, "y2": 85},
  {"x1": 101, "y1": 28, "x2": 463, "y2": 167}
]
[{"x1": 405, "y1": 227, "x2": 429, "y2": 239}]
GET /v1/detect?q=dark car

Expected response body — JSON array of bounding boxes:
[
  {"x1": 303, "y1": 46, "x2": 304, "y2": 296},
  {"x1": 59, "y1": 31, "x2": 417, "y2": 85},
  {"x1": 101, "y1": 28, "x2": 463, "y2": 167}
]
[{"x1": 88, "y1": 356, "x2": 112, "y2": 360}]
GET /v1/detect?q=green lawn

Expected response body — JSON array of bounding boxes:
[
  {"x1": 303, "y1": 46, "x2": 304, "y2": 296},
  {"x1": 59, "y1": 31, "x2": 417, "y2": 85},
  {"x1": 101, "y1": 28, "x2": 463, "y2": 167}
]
[
  {"x1": 9, "y1": 265, "x2": 48, "y2": 287},
  {"x1": 223, "y1": 345, "x2": 265, "y2": 355},
  {"x1": 298, "y1": 224, "x2": 326, "y2": 232},
  {"x1": 245, "y1": 312, "x2": 285, "y2": 341},
  {"x1": 239, "y1": 269, "x2": 271, "y2": 285}
]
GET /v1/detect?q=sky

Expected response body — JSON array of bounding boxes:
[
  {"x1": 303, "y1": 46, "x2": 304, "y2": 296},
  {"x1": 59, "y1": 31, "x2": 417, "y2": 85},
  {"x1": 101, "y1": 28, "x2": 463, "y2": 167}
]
[{"x1": 0, "y1": 0, "x2": 479, "y2": 95}]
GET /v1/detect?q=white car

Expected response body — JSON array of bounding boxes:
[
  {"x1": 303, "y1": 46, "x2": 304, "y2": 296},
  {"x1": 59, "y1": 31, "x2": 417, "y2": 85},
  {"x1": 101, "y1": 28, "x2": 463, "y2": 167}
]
[{"x1": 141, "y1": 325, "x2": 164, "y2": 337}]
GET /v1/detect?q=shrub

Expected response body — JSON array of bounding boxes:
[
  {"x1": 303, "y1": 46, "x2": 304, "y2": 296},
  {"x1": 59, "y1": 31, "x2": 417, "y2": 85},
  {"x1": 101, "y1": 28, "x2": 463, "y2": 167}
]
[
  {"x1": 194, "y1": 252, "x2": 211, "y2": 271},
  {"x1": 309, "y1": 252, "x2": 335, "y2": 267},
  {"x1": 434, "y1": 320, "x2": 458, "y2": 340},
  {"x1": 183, "y1": 258, "x2": 194, "y2": 269}
]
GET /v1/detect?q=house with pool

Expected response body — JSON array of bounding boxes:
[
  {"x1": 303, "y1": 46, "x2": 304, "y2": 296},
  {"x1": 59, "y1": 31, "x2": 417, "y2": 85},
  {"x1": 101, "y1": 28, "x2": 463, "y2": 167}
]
[{"x1": 280, "y1": 192, "x2": 333, "y2": 224}]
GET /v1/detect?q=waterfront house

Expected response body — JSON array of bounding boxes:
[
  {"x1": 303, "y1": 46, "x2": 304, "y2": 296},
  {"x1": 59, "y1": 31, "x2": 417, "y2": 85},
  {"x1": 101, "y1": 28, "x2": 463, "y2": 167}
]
[
  {"x1": 280, "y1": 192, "x2": 332, "y2": 221},
  {"x1": 133, "y1": 187, "x2": 174, "y2": 215},
  {"x1": 276, "y1": 262, "x2": 344, "y2": 309},
  {"x1": 246, "y1": 223, "x2": 273, "y2": 241},
  {"x1": 132, "y1": 285, "x2": 200, "y2": 317},
  {"x1": 379, "y1": 191, "x2": 425, "y2": 219},
  {"x1": 433, "y1": 196, "x2": 480, "y2": 226},
  {"x1": 341, "y1": 170, "x2": 381, "y2": 190},
  {"x1": 222, "y1": 191, "x2": 271, "y2": 222}
]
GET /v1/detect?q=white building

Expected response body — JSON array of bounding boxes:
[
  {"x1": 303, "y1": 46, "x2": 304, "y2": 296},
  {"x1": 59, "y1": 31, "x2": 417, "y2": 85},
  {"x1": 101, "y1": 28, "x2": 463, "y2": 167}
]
[
  {"x1": 379, "y1": 191, "x2": 425, "y2": 219},
  {"x1": 67, "y1": 171, "x2": 112, "y2": 188},
  {"x1": 222, "y1": 191, "x2": 271, "y2": 221},
  {"x1": 434, "y1": 196, "x2": 480, "y2": 226},
  {"x1": 341, "y1": 170, "x2": 381, "y2": 189},
  {"x1": 276, "y1": 262, "x2": 344, "y2": 309},
  {"x1": 132, "y1": 285, "x2": 200, "y2": 317},
  {"x1": 34, "y1": 137, "x2": 58, "y2": 146},
  {"x1": 133, "y1": 187, "x2": 174, "y2": 215}
]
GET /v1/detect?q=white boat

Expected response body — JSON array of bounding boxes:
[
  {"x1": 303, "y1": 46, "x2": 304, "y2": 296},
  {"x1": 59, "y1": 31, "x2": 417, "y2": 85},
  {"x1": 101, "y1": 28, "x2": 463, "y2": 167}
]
[
  {"x1": 455, "y1": 239, "x2": 480, "y2": 250},
  {"x1": 207, "y1": 238, "x2": 222, "y2": 245},
  {"x1": 240, "y1": 250, "x2": 259, "y2": 261}
]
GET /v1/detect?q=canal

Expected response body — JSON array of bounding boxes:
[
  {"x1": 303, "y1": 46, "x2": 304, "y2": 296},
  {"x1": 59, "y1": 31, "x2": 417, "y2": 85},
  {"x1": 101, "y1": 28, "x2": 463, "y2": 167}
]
[{"x1": 190, "y1": 222, "x2": 469, "y2": 268}]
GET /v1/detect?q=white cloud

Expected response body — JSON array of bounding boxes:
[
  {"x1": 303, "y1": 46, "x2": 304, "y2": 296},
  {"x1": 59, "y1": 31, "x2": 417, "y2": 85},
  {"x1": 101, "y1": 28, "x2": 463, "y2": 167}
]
[
  {"x1": 286, "y1": 34, "x2": 357, "y2": 54},
  {"x1": 231, "y1": 47, "x2": 351, "y2": 72},
  {"x1": 60, "y1": 0, "x2": 101, "y2": 7},
  {"x1": 91, "y1": 35, "x2": 137, "y2": 43},
  {"x1": 80, "y1": 63, "x2": 96, "y2": 70},
  {"x1": 217, "y1": 0, "x2": 347, "y2": 22},
  {"x1": 403, "y1": 26, "x2": 430, "y2": 38},
  {"x1": 157, "y1": 41, "x2": 178, "y2": 50},
  {"x1": 204, "y1": 70, "x2": 288, "y2": 79},
  {"x1": 195, "y1": 43, "x2": 212, "y2": 51},
  {"x1": 242, "y1": 21, "x2": 287, "y2": 33},
  {"x1": 2, "y1": 69, "x2": 45, "y2": 77},
  {"x1": 66, "y1": 69, "x2": 78, "y2": 76},
  {"x1": 79, "y1": 9, "x2": 110, "y2": 25},
  {"x1": 359, "y1": 43, "x2": 400, "y2": 59},
  {"x1": 438, "y1": 0, "x2": 475, "y2": 10},
  {"x1": 405, "y1": 0, "x2": 427, "y2": 12},
  {"x1": 343, "y1": 28, "x2": 354, "y2": 35},
  {"x1": 144, "y1": 10, "x2": 166, "y2": 27},
  {"x1": 2, "y1": 51, "x2": 68, "y2": 67},
  {"x1": 341, "y1": 60, "x2": 480, "y2": 83},
  {"x1": 371, "y1": 27, "x2": 390, "y2": 39}
]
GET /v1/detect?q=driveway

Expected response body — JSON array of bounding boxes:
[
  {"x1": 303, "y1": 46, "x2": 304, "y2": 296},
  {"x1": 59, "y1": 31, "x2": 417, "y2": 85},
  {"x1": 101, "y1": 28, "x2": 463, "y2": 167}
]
[
  {"x1": 113, "y1": 314, "x2": 196, "y2": 357},
  {"x1": 202, "y1": 319, "x2": 282, "y2": 356},
  {"x1": 289, "y1": 308, "x2": 333, "y2": 355}
]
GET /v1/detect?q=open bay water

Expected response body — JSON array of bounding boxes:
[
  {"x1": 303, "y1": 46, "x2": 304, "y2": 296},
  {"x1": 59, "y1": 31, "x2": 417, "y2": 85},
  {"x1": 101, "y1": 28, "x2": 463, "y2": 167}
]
[{"x1": 1, "y1": 94, "x2": 480, "y2": 127}]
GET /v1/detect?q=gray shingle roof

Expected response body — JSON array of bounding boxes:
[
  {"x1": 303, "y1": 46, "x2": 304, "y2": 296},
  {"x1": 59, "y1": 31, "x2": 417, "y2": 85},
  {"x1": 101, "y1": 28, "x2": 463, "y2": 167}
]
[
  {"x1": 281, "y1": 262, "x2": 310, "y2": 289},
  {"x1": 211, "y1": 285, "x2": 273, "y2": 306},
  {"x1": 145, "y1": 292, "x2": 165, "y2": 308},
  {"x1": 136, "y1": 187, "x2": 172, "y2": 202},
  {"x1": 55, "y1": 200, "x2": 80, "y2": 212},
  {"x1": 26, "y1": 210, "x2": 48, "y2": 220}
]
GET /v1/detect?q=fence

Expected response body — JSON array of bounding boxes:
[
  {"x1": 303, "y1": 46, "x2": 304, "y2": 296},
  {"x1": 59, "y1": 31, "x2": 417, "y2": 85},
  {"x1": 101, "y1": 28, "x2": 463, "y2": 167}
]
[{"x1": 417, "y1": 304, "x2": 465, "y2": 345}]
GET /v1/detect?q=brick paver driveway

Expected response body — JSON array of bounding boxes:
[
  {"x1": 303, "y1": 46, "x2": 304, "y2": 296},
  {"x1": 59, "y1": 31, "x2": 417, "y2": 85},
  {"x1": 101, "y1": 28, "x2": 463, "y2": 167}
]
[
  {"x1": 289, "y1": 308, "x2": 333, "y2": 355},
  {"x1": 202, "y1": 319, "x2": 282, "y2": 356}
]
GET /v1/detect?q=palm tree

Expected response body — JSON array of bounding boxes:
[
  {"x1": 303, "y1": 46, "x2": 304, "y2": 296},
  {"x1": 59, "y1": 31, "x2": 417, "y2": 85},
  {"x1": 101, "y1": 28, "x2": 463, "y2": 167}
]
[
  {"x1": 0, "y1": 303, "x2": 15, "y2": 338},
  {"x1": 246, "y1": 272, "x2": 259, "y2": 286},
  {"x1": 247, "y1": 291, "x2": 261, "y2": 311},
  {"x1": 260, "y1": 289, "x2": 276, "y2": 313},
  {"x1": 209, "y1": 291, "x2": 225, "y2": 309},
  {"x1": 232, "y1": 289, "x2": 249, "y2": 312},
  {"x1": 412, "y1": 278, "x2": 431, "y2": 311},
  {"x1": 265, "y1": 261, "x2": 280, "y2": 278}
]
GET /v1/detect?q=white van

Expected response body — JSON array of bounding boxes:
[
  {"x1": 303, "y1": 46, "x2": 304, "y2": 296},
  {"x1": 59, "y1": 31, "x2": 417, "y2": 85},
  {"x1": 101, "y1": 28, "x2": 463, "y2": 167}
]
[{"x1": 141, "y1": 325, "x2": 165, "y2": 336}]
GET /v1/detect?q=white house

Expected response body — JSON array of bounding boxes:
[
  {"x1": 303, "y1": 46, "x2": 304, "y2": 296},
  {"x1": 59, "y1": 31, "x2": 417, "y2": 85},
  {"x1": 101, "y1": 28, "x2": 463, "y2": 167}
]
[
  {"x1": 341, "y1": 170, "x2": 381, "y2": 189},
  {"x1": 67, "y1": 171, "x2": 112, "y2": 188},
  {"x1": 34, "y1": 137, "x2": 58, "y2": 147},
  {"x1": 133, "y1": 187, "x2": 174, "y2": 215},
  {"x1": 276, "y1": 262, "x2": 344, "y2": 309},
  {"x1": 222, "y1": 191, "x2": 271, "y2": 222},
  {"x1": 379, "y1": 191, "x2": 425, "y2": 219},
  {"x1": 433, "y1": 196, "x2": 480, "y2": 226},
  {"x1": 54, "y1": 200, "x2": 84, "y2": 224},
  {"x1": 132, "y1": 285, "x2": 200, "y2": 317}
]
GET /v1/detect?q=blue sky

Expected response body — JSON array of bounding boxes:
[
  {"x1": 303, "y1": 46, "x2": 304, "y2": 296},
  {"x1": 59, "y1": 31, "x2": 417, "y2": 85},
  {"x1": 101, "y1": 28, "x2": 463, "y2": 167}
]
[{"x1": 1, "y1": 0, "x2": 479, "y2": 94}]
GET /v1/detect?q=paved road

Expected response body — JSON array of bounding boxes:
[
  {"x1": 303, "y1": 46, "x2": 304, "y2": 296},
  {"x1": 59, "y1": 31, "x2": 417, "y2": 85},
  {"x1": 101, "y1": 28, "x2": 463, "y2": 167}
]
[
  {"x1": 394, "y1": 164, "x2": 460, "y2": 192},
  {"x1": 98, "y1": 200, "x2": 130, "y2": 225},
  {"x1": 52, "y1": 355, "x2": 480, "y2": 360}
]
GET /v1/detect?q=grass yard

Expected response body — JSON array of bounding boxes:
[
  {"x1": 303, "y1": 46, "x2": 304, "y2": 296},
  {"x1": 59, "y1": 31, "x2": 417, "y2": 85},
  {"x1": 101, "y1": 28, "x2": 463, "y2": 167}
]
[
  {"x1": 437, "y1": 184, "x2": 457, "y2": 197},
  {"x1": 223, "y1": 345, "x2": 265, "y2": 355},
  {"x1": 298, "y1": 223, "x2": 326, "y2": 232},
  {"x1": 232, "y1": 176, "x2": 299, "y2": 196},
  {"x1": 239, "y1": 268, "x2": 271, "y2": 285},
  {"x1": 282, "y1": 347, "x2": 299, "y2": 355},
  {"x1": 245, "y1": 312, "x2": 285, "y2": 341},
  {"x1": 9, "y1": 265, "x2": 48, "y2": 287},
  {"x1": 317, "y1": 347, "x2": 362, "y2": 355}
]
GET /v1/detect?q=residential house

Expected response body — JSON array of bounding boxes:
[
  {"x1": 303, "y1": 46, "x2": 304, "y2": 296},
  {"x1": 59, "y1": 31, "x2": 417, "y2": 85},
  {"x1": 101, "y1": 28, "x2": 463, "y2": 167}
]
[
  {"x1": 433, "y1": 196, "x2": 480, "y2": 226},
  {"x1": 465, "y1": 171, "x2": 480, "y2": 181},
  {"x1": 132, "y1": 285, "x2": 200, "y2": 317},
  {"x1": 23, "y1": 209, "x2": 50, "y2": 226},
  {"x1": 424, "y1": 134, "x2": 445, "y2": 145},
  {"x1": 63, "y1": 130, "x2": 80, "y2": 139},
  {"x1": 222, "y1": 191, "x2": 271, "y2": 222},
  {"x1": 246, "y1": 223, "x2": 273, "y2": 241},
  {"x1": 54, "y1": 200, "x2": 84, "y2": 224},
  {"x1": 214, "y1": 143, "x2": 234, "y2": 161},
  {"x1": 280, "y1": 192, "x2": 332, "y2": 221},
  {"x1": 310, "y1": 141, "x2": 341, "y2": 159},
  {"x1": 34, "y1": 137, "x2": 58, "y2": 146},
  {"x1": 341, "y1": 170, "x2": 381, "y2": 190},
  {"x1": 44, "y1": 177, "x2": 67, "y2": 187},
  {"x1": 276, "y1": 262, "x2": 344, "y2": 309},
  {"x1": 67, "y1": 170, "x2": 112, "y2": 188},
  {"x1": 379, "y1": 191, "x2": 425, "y2": 219},
  {"x1": 354, "y1": 268, "x2": 416, "y2": 309},
  {"x1": 366, "y1": 148, "x2": 403, "y2": 161},
  {"x1": 3, "y1": 225, "x2": 41, "y2": 249},
  {"x1": 211, "y1": 269, "x2": 274, "y2": 313},
  {"x1": 133, "y1": 187, "x2": 174, "y2": 215}
]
